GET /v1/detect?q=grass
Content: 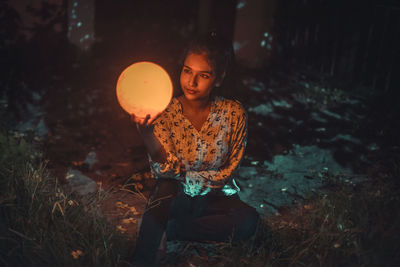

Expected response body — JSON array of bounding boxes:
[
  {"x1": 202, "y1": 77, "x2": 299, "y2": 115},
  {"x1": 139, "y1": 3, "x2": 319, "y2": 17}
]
[
  {"x1": 212, "y1": 169, "x2": 400, "y2": 266},
  {"x1": 0, "y1": 131, "x2": 129, "y2": 266},
  {"x1": 1, "y1": 130, "x2": 399, "y2": 266}
]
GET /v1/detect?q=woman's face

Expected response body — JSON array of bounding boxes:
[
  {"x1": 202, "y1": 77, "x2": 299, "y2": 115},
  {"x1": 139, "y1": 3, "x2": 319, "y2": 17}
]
[{"x1": 180, "y1": 52, "x2": 217, "y2": 102}]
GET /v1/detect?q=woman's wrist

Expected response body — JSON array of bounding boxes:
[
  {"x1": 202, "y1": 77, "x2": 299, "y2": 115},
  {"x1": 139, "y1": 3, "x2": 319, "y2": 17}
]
[
  {"x1": 180, "y1": 169, "x2": 187, "y2": 181},
  {"x1": 136, "y1": 123, "x2": 154, "y2": 137},
  {"x1": 142, "y1": 133, "x2": 167, "y2": 164}
]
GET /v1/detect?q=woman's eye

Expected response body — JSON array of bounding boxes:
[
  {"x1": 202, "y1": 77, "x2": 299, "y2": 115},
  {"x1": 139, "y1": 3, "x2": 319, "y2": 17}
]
[
  {"x1": 200, "y1": 74, "x2": 210, "y2": 79},
  {"x1": 183, "y1": 68, "x2": 191, "y2": 74}
]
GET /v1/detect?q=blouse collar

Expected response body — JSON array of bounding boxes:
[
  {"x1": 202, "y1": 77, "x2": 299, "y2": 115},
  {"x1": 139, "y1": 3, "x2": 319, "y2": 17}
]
[{"x1": 173, "y1": 95, "x2": 221, "y2": 115}]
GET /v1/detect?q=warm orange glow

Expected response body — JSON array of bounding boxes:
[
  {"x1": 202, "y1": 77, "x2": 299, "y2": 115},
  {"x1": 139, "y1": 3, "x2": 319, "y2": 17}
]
[{"x1": 116, "y1": 61, "x2": 173, "y2": 118}]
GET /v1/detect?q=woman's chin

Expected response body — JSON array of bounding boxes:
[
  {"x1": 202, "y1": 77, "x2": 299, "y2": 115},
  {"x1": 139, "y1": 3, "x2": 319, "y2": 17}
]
[
  {"x1": 183, "y1": 92, "x2": 210, "y2": 102},
  {"x1": 183, "y1": 93, "x2": 199, "y2": 100}
]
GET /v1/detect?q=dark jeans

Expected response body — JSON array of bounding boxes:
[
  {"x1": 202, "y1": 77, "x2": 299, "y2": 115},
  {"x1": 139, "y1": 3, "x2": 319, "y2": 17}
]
[{"x1": 131, "y1": 179, "x2": 259, "y2": 266}]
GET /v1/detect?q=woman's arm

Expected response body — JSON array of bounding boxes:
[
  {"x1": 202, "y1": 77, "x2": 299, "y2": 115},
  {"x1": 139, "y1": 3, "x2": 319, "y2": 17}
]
[
  {"x1": 183, "y1": 103, "x2": 248, "y2": 196},
  {"x1": 132, "y1": 111, "x2": 185, "y2": 179},
  {"x1": 131, "y1": 113, "x2": 166, "y2": 164},
  {"x1": 190, "y1": 111, "x2": 247, "y2": 186}
]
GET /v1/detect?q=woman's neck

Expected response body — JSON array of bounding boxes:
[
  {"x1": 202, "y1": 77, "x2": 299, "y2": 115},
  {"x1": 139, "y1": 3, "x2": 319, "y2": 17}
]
[{"x1": 179, "y1": 95, "x2": 212, "y2": 113}]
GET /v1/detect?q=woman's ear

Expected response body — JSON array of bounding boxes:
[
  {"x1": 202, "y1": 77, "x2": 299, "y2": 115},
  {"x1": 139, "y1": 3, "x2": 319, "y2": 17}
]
[{"x1": 214, "y1": 71, "x2": 226, "y2": 87}]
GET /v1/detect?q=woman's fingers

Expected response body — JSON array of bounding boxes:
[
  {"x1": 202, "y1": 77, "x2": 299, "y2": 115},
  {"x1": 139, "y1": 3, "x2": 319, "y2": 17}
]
[
  {"x1": 130, "y1": 113, "x2": 136, "y2": 123},
  {"x1": 143, "y1": 114, "x2": 151, "y2": 125},
  {"x1": 132, "y1": 114, "x2": 156, "y2": 136},
  {"x1": 147, "y1": 112, "x2": 162, "y2": 125},
  {"x1": 130, "y1": 113, "x2": 144, "y2": 124},
  {"x1": 130, "y1": 113, "x2": 160, "y2": 131},
  {"x1": 130, "y1": 113, "x2": 147, "y2": 124}
]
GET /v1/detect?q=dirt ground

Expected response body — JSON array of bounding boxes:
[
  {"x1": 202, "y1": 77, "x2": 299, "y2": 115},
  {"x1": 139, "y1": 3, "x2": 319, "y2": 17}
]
[{"x1": 17, "y1": 55, "x2": 394, "y2": 265}]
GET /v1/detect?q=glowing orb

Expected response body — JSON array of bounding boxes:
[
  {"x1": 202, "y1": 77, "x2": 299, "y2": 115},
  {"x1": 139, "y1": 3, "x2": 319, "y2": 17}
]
[{"x1": 116, "y1": 61, "x2": 173, "y2": 118}]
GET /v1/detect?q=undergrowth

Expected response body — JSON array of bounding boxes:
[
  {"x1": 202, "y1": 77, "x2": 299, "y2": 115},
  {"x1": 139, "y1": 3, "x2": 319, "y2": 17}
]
[
  {"x1": 214, "y1": 172, "x2": 400, "y2": 266},
  {"x1": 0, "y1": 132, "x2": 129, "y2": 266},
  {"x1": 2, "y1": 129, "x2": 399, "y2": 266}
]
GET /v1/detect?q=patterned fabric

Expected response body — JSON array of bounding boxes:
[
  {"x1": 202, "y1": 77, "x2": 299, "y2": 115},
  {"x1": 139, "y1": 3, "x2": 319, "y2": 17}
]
[{"x1": 149, "y1": 96, "x2": 247, "y2": 197}]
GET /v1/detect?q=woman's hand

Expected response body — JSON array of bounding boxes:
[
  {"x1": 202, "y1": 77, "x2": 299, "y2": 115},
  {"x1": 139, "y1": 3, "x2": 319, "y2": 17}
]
[
  {"x1": 130, "y1": 112, "x2": 167, "y2": 163},
  {"x1": 130, "y1": 112, "x2": 161, "y2": 136}
]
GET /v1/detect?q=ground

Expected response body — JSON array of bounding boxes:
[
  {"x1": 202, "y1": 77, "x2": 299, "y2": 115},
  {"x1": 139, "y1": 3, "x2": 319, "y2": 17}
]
[{"x1": 6, "y1": 56, "x2": 397, "y2": 265}]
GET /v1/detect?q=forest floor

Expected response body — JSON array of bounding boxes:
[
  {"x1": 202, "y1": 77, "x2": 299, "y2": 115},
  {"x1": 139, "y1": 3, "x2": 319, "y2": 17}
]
[{"x1": 3, "y1": 55, "x2": 399, "y2": 266}]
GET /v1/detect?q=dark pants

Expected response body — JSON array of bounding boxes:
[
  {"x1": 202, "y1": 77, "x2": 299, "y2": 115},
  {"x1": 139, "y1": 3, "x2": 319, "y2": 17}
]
[{"x1": 131, "y1": 179, "x2": 259, "y2": 266}]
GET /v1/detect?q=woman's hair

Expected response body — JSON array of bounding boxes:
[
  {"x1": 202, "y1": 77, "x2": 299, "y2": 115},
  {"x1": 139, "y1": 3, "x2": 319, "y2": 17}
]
[{"x1": 182, "y1": 32, "x2": 234, "y2": 86}]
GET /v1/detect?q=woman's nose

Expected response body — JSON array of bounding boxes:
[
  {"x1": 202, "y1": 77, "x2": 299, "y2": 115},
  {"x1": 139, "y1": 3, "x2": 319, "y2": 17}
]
[{"x1": 189, "y1": 75, "x2": 197, "y2": 87}]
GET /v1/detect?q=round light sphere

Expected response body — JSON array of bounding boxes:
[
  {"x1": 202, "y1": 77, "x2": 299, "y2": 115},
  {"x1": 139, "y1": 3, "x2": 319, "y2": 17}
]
[{"x1": 116, "y1": 61, "x2": 173, "y2": 118}]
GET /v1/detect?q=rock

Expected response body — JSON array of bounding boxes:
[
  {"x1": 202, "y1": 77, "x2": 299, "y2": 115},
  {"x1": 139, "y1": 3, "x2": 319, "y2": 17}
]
[
  {"x1": 82, "y1": 151, "x2": 97, "y2": 171},
  {"x1": 66, "y1": 168, "x2": 97, "y2": 195}
]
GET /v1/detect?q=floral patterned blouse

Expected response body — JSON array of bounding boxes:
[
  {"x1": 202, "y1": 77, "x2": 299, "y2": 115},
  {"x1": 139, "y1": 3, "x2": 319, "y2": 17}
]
[{"x1": 149, "y1": 96, "x2": 247, "y2": 197}]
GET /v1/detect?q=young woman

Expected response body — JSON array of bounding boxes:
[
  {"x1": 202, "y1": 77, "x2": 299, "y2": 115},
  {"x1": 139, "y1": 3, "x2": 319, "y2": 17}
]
[{"x1": 130, "y1": 33, "x2": 259, "y2": 266}]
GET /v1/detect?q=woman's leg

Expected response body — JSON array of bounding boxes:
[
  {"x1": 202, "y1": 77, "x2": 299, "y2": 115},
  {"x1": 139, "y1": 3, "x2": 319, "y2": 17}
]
[
  {"x1": 169, "y1": 194, "x2": 259, "y2": 243},
  {"x1": 131, "y1": 179, "x2": 181, "y2": 266}
]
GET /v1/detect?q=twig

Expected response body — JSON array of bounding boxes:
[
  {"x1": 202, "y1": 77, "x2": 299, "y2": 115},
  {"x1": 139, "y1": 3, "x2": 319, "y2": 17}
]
[
  {"x1": 52, "y1": 201, "x2": 65, "y2": 216},
  {"x1": 8, "y1": 228, "x2": 35, "y2": 241},
  {"x1": 30, "y1": 179, "x2": 39, "y2": 210},
  {"x1": 146, "y1": 194, "x2": 174, "y2": 211},
  {"x1": 119, "y1": 188, "x2": 147, "y2": 201}
]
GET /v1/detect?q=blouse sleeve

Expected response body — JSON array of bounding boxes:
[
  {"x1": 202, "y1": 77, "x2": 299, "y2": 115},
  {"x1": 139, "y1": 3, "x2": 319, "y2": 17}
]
[
  {"x1": 148, "y1": 110, "x2": 184, "y2": 180},
  {"x1": 184, "y1": 104, "x2": 247, "y2": 194}
]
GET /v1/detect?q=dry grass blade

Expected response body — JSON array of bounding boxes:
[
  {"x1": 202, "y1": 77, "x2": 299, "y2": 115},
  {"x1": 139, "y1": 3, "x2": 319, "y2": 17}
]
[
  {"x1": 0, "y1": 133, "x2": 128, "y2": 266},
  {"x1": 119, "y1": 187, "x2": 147, "y2": 201}
]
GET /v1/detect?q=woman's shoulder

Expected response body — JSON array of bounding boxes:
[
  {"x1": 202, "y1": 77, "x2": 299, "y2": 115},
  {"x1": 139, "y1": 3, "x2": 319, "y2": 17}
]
[
  {"x1": 215, "y1": 96, "x2": 246, "y2": 115},
  {"x1": 161, "y1": 97, "x2": 181, "y2": 115},
  {"x1": 152, "y1": 97, "x2": 181, "y2": 125}
]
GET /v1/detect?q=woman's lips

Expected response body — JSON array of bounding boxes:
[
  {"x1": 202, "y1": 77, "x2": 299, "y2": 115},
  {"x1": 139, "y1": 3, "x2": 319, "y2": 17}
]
[{"x1": 186, "y1": 88, "x2": 197, "y2": 94}]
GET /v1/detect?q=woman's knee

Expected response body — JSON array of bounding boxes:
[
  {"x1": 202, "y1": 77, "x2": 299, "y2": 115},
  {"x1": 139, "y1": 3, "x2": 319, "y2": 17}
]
[{"x1": 234, "y1": 207, "x2": 260, "y2": 241}]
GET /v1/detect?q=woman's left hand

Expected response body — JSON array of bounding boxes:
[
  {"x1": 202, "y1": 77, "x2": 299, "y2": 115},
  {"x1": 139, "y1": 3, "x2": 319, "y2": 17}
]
[{"x1": 130, "y1": 112, "x2": 162, "y2": 136}]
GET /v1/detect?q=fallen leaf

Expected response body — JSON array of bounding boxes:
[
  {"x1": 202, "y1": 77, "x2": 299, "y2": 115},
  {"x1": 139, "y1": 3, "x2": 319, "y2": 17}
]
[
  {"x1": 71, "y1": 250, "x2": 83, "y2": 259},
  {"x1": 72, "y1": 161, "x2": 83, "y2": 166},
  {"x1": 117, "y1": 225, "x2": 127, "y2": 233},
  {"x1": 122, "y1": 217, "x2": 137, "y2": 224}
]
